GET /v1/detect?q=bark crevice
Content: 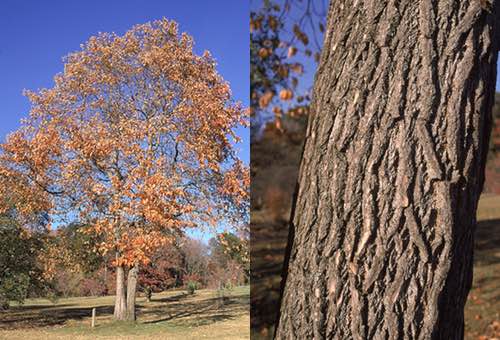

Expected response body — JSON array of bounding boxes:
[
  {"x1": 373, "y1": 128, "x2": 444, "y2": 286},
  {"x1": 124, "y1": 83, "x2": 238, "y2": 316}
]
[{"x1": 275, "y1": 1, "x2": 500, "y2": 338}]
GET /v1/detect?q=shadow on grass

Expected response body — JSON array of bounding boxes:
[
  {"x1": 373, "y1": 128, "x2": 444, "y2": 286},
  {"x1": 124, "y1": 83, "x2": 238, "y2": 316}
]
[
  {"x1": 0, "y1": 304, "x2": 119, "y2": 329},
  {"x1": 7, "y1": 303, "x2": 77, "y2": 311},
  {"x1": 143, "y1": 296, "x2": 248, "y2": 327},
  {"x1": 0, "y1": 291, "x2": 249, "y2": 331},
  {"x1": 151, "y1": 293, "x2": 190, "y2": 304}
]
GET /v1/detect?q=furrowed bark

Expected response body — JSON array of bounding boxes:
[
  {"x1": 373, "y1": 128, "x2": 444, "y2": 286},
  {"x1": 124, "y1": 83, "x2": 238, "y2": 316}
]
[
  {"x1": 126, "y1": 264, "x2": 139, "y2": 321},
  {"x1": 275, "y1": 0, "x2": 500, "y2": 339},
  {"x1": 114, "y1": 264, "x2": 127, "y2": 321}
]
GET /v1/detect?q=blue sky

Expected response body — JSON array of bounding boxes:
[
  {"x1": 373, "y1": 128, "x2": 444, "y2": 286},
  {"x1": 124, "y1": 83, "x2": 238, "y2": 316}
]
[{"x1": 0, "y1": 0, "x2": 249, "y2": 164}]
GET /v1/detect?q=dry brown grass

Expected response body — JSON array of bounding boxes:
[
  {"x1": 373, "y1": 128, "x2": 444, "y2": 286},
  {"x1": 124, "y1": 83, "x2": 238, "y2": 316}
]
[{"x1": 464, "y1": 195, "x2": 500, "y2": 340}]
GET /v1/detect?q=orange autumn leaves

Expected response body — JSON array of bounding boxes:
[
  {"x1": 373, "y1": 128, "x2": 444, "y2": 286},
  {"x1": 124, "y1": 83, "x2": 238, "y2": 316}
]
[
  {"x1": 0, "y1": 18, "x2": 249, "y2": 269},
  {"x1": 250, "y1": 1, "x2": 324, "y2": 133}
]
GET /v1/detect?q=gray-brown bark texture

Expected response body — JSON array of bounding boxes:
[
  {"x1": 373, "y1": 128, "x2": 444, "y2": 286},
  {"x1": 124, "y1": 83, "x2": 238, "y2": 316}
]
[
  {"x1": 126, "y1": 264, "x2": 139, "y2": 321},
  {"x1": 275, "y1": 0, "x2": 500, "y2": 339},
  {"x1": 113, "y1": 265, "x2": 127, "y2": 320}
]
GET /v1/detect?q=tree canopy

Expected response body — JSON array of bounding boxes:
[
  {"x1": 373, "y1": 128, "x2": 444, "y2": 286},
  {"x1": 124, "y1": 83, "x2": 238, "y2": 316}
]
[{"x1": 0, "y1": 18, "x2": 249, "y2": 269}]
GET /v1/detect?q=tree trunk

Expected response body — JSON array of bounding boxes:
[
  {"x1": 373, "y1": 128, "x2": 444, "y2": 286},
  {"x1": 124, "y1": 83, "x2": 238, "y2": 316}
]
[
  {"x1": 126, "y1": 264, "x2": 139, "y2": 321},
  {"x1": 275, "y1": 1, "x2": 500, "y2": 339},
  {"x1": 113, "y1": 265, "x2": 127, "y2": 321},
  {"x1": 103, "y1": 264, "x2": 108, "y2": 295},
  {"x1": 145, "y1": 287, "x2": 152, "y2": 302}
]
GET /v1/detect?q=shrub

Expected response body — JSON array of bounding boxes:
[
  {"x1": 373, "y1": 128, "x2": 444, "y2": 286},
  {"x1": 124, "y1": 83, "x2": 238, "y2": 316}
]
[
  {"x1": 144, "y1": 286, "x2": 153, "y2": 301},
  {"x1": 79, "y1": 277, "x2": 107, "y2": 297},
  {"x1": 186, "y1": 281, "x2": 198, "y2": 295},
  {"x1": 0, "y1": 274, "x2": 30, "y2": 309},
  {"x1": 45, "y1": 289, "x2": 60, "y2": 305}
]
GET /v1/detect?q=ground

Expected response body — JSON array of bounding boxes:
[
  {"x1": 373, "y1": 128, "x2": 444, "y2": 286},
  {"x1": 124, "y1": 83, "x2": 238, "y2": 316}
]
[
  {"x1": 464, "y1": 195, "x2": 500, "y2": 339},
  {"x1": 251, "y1": 114, "x2": 500, "y2": 339},
  {"x1": 0, "y1": 286, "x2": 249, "y2": 340}
]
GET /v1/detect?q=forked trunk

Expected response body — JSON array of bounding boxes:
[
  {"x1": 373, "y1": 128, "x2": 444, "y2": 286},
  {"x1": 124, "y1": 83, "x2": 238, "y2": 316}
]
[
  {"x1": 126, "y1": 264, "x2": 139, "y2": 321},
  {"x1": 276, "y1": 0, "x2": 500, "y2": 339},
  {"x1": 113, "y1": 265, "x2": 127, "y2": 321}
]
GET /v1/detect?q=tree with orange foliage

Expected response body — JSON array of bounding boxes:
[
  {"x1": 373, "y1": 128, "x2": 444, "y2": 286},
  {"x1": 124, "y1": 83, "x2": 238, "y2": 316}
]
[{"x1": 0, "y1": 19, "x2": 248, "y2": 321}]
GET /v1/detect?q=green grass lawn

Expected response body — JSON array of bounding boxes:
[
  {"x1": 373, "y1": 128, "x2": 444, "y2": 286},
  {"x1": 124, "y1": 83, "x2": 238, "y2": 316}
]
[{"x1": 0, "y1": 286, "x2": 249, "y2": 339}]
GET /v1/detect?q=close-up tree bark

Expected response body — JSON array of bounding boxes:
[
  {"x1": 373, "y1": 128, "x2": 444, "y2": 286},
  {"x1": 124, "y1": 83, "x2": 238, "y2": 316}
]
[{"x1": 275, "y1": 0, "x2": 500, "y2": 339}]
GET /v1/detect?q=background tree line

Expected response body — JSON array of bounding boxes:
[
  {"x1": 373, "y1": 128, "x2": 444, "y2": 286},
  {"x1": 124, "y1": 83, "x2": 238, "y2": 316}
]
[{"x1": 0, "y1": 212, "x2": 249, "y2": 309}]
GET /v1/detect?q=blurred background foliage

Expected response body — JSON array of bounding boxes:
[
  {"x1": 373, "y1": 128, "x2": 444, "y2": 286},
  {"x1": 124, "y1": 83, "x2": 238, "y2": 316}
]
[{"x1": 250, "y1": 0, "x2": 326, "y2": 138}]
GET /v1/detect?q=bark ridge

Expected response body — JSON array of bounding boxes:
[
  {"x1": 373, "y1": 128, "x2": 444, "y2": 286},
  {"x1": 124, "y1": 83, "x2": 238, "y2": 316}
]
[{"x1": 276, "y1": 0, "x2": 500, "y2": 339}]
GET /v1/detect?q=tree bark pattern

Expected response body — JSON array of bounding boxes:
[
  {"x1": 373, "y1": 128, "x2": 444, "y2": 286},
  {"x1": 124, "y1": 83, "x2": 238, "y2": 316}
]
[
  {"x1": 126, "y1": 264, "x2": 139, "y2": 321},
  {"x1": 276, "y1": 0, "x2": 500, "y2": 339},
  {"x1": 113, "y1": 265, "x2": 127, "y2": 320}
]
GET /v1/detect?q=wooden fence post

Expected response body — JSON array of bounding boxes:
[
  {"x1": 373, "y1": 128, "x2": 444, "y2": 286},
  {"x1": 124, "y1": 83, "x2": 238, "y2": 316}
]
[{"x1": 91, "y1": 307, "x2": 96, "y2": 328}]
